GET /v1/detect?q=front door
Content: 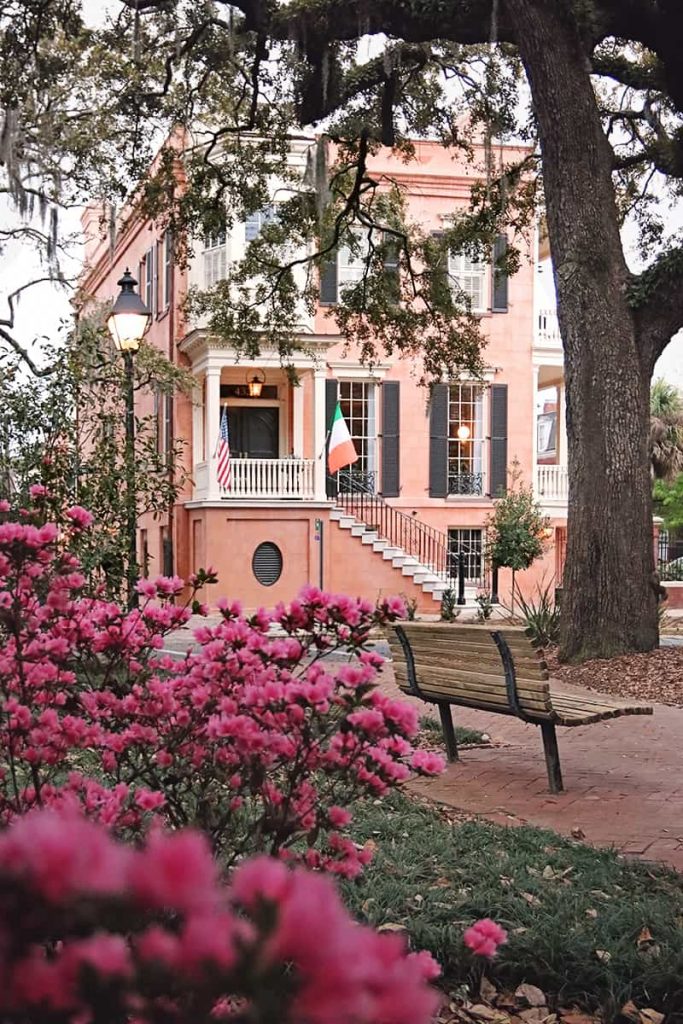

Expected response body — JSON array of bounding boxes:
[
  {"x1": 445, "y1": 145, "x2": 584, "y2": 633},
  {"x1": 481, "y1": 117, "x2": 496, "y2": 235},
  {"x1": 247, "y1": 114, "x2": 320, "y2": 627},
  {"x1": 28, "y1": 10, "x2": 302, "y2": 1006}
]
[{"x1": 230, "y1": 407, "x2": 279, "y2": 458}]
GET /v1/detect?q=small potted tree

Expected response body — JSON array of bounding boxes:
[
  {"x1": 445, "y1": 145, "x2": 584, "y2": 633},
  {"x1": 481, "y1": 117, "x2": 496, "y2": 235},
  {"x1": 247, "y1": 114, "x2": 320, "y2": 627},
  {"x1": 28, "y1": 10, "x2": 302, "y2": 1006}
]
[{"x1": 486, "y1": 460, "x2": 550, "y2": 615}]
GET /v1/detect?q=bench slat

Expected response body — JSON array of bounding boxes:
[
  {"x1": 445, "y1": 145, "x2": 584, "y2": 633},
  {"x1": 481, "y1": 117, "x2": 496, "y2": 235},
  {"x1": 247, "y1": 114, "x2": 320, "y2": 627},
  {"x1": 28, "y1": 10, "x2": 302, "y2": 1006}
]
[
  {"x1": 391, "y1": 639, "x2": 547, "y2": 678},
  {"x1": 394, "y1": 667, "x2": 553, "y2": 717}
]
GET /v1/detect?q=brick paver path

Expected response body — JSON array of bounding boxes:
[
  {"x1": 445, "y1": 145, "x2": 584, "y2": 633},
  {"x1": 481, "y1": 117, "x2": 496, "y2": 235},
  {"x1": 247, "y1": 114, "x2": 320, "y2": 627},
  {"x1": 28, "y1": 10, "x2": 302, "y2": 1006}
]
[{"x1": 378, "y1": 666, "x2": 683, "y2": 872}]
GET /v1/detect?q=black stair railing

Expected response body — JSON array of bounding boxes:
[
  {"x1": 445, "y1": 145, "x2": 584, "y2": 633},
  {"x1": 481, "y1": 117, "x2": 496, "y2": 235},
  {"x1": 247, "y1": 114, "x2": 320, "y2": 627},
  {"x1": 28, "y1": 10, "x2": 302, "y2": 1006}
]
[{"x1": 337, "y1": 482, "x2": 466, "y2": 588}]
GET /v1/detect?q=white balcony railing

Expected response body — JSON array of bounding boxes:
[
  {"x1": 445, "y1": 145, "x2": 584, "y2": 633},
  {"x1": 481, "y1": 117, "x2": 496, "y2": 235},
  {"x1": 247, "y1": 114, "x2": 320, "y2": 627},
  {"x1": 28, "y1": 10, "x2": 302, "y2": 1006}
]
[
  {"x1": 220, "y1": 458, "x2": 316, "y2": 500},
  {"x1": 536, "y1": 464, "x2": 568, "y2": 504},
  {"x1": 536, "y1": 308, "x2": 562, "y2": 349}
]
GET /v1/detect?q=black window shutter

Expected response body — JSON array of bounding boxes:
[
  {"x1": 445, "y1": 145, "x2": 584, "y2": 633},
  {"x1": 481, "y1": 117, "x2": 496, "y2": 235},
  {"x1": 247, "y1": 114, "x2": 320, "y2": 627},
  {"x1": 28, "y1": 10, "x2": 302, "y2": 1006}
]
[
  {"x1": 319, "y1": 255, "x2": 338, "y2": 305},
  {"x1": 325, "y1": 378, "x2": 338, "y2": 498},
  {"x1": 427, "y1": 231, "x2": 449, "y2": 307},
  {"x1": 381, "y1": 381, "x2": 400, "y2": 497},
  {"x1": 429, "y1": 383, "x2": 449, "y2": 498},
  {"x1": 492, "y1": 233, "x2": 508, "y2": 313},
  {"x1": 489, "y1": 384, "x2": 508, "y2": 497}
]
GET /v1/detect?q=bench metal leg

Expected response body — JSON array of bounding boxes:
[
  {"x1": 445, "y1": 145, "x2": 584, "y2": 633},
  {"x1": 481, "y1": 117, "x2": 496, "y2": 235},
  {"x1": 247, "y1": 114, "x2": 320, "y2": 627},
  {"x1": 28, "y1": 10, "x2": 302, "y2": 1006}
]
[
  {"x1": 438, "y1": 704, "x2": 459, "y2": 762},
  {"x1": 540, "y1": 722, "x2": 563, "y2": 793}
]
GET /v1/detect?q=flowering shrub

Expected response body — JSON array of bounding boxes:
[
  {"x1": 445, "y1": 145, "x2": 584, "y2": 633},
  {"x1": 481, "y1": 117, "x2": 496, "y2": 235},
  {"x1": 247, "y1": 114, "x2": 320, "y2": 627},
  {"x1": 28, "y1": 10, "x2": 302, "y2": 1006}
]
[
  {"x1": 0, "y1": 509, "x2": 443, "y2": 874},
  {"x1": 0, "y1": 809, "x2": 441, "y2": 1024},
  {"x1": 463, "y1": 919, "x2": 508, "y2": 959}
]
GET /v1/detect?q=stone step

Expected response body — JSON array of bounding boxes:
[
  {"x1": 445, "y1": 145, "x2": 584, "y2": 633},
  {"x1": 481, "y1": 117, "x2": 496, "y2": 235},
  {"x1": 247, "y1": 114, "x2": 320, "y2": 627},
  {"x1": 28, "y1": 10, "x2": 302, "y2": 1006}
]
[
  {"x1": 350, "y1": 523, "x2": 366, "y2": 537},
  {"x1": 361, "y1": 531, "x2": 379, "y2": 545}
]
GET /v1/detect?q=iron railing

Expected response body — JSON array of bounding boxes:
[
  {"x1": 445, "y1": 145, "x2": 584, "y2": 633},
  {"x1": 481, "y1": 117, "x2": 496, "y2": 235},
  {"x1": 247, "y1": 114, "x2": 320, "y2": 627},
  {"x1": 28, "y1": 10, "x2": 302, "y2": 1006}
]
[
  {"x1": 448, "y1": 472, "x2": 484, "y2": 496},
  {"x1": 658, "y1": 530, "x2": 683, "y2": 581},
  {"x1": 338, "y1": 483, "x2": 488, "y2": 591}
]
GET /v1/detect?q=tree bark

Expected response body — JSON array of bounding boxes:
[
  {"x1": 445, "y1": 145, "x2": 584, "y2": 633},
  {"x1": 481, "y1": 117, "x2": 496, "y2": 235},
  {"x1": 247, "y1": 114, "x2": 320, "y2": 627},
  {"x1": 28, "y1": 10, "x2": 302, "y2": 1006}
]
[{"x1": 506, "y1": 0, "x2": 658, "y2": 660}]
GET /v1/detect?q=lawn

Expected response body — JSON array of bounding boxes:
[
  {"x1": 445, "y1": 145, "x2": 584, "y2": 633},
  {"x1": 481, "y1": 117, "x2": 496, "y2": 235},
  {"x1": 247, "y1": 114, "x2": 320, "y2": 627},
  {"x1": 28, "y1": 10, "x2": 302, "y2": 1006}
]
[{"x1": 344, "y1": 793, "x2": 683, "y2": 1021}]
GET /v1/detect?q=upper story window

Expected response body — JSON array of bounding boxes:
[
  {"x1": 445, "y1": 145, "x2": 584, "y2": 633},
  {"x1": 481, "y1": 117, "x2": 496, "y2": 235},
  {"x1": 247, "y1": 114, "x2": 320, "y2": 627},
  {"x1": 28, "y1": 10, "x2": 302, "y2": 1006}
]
[
  {"x1": 537, "y1": 410, "x2": 557, "y2": 457},
  {"x1": 448, "y1": 251, "x2": 486, "y2": 312},
  {"x1": 448, "y1": 383, "x2": 485, "y2": 495},
  {"x1": 203, "y1": 232, "x2": 227, "y2": 288},
  {"x1": 245, "y1": 205, "x2": 277, "y2": 242},
  {"x1": 338, "y1": 231, "x2": 369, "y2": 292},
  {"x1": 320, "y1": 228, "x2": 398, "y2": 306}
]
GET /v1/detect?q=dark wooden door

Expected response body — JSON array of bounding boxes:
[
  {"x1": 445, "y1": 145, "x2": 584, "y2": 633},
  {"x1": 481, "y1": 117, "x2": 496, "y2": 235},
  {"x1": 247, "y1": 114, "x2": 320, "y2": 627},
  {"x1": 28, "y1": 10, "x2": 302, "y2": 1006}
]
[{"x1": 230, "y1": 407, "x2": 279, "y2": 458}]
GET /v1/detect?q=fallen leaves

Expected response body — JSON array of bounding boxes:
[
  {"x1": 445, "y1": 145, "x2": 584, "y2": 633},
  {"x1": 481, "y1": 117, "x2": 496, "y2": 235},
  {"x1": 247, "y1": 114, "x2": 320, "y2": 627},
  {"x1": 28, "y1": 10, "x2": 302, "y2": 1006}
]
[
  {"x1": 515, "y1": 984, "x2": 547, "y2": 1008},
  {"x1": 435, "y1": 975, "x2": 666, "y2": 1024},
  {"x1": 546, "y1": 647, "x2": 683, "y2": 707}
]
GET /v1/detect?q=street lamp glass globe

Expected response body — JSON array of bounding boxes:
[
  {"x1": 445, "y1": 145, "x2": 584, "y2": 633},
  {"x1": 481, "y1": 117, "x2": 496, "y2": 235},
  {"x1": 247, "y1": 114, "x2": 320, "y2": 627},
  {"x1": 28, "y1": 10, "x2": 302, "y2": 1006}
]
[{"x1": 107, "y1": 269, "x2": 152, "y2": 352}]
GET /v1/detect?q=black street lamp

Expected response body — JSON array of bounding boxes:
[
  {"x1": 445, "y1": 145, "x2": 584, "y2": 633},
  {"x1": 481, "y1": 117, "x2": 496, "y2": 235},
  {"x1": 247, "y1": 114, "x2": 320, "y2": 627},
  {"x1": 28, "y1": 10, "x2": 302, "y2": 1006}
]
[{"x1": 107, "y1": 269, "x2": 152, "y2": 609}]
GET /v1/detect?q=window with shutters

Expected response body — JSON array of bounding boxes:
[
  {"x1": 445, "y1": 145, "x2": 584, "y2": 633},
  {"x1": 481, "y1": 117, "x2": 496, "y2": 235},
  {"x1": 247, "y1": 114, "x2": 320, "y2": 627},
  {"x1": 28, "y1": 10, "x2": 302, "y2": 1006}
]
[
  {"x1": 448, "y1": 383, "x2": 485, "y2": 495},
  {"x1": 337, "y1": 229, "x2": 369, "y2": 294},
  {"x1": 203, "y1": 232, "x2": 227, "y2": 288},
  {"x1": 448, "y1": 251, "x2": 486, "y2": 312},
  {"x1": 448, "y1": 527, "x2": 485, "y2": 585},
  {"x1": 337, "y1": 380, "x2": 377, "y2": 493},
  {"x1": 245, "y1": 205, "x2": 277, "y2": 242}
]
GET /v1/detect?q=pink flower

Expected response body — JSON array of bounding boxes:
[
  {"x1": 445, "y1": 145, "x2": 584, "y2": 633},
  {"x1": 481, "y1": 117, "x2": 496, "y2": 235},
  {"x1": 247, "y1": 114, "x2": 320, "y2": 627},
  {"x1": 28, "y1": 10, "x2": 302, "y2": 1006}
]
[
  {"x1": 135, "y1": 789, "x2": 166, "y2": 811},
  {"x1": 328, "y1": 805, "x2": 352, "y2": 828},
  {"x1": 68, "y1": 934, "x2": 133, "y2": 978},
  {"x1": 410, "y1": 750, "x2": 446, "y2": 775},
  {"x1": 129, "y1": 830, "x2": 218, "y2": 912},
  {"x1": 65, "y1": 506, "x2": 93, "y2": 530},
  {"x1": 463, "y1": 918, "x2": 508, "y2": 958},
  {"x1": 29, "y1": 484, "x2": 49, "y2": 500}
]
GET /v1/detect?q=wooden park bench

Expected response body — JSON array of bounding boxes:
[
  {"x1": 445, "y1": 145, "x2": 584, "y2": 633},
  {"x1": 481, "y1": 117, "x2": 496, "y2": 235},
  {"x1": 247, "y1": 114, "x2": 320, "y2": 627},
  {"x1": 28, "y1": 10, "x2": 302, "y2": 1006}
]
[{"x1": 387, "y1": 623, "x2": 653, "y2": 793}]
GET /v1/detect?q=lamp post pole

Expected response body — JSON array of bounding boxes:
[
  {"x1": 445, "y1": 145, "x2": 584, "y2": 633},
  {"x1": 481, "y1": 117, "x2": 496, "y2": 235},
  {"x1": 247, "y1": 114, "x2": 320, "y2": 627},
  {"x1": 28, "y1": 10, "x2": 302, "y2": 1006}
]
[
  {"x1": 123, "y1": 349, "x2": 138, "y2": 610},
  {"x1": 106, "y1": 269, "x2": 152, "y2": 611}
]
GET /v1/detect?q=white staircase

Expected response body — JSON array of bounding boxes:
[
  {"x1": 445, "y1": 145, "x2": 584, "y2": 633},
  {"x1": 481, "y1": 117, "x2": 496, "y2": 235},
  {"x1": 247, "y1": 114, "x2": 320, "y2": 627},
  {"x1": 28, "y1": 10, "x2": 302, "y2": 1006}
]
[{"x1": 330, "y1": 506, "x2": 477, "y2": 607}]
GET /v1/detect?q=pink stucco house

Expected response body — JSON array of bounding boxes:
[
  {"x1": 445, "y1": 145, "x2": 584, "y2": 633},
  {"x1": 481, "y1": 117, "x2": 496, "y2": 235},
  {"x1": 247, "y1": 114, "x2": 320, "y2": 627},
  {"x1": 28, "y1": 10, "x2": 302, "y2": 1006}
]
[{"x1": 79, "y1": 137, "x2": 568, "y2": 612}]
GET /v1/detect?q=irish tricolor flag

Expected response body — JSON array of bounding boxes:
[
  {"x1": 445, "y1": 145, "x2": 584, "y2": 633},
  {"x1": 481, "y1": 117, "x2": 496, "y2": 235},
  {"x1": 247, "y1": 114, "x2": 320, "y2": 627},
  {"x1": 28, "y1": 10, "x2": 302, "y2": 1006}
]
[{"x1": 328, "y1": 402, "x2": 358, "y2": 474}]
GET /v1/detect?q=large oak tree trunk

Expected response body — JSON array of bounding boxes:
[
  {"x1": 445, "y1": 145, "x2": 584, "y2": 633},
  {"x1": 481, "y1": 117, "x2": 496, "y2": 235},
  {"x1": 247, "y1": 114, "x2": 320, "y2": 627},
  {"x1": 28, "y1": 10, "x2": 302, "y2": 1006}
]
[{"x1": 506, "y1": 0, "x2": 658, "y2": 660}]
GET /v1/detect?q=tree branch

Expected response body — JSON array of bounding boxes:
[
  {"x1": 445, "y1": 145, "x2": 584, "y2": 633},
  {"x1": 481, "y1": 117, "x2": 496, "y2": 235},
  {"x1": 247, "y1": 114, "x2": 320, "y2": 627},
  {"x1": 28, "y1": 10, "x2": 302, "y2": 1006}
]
[{"x1": 631, "y1": 245, "x2": 683, "y2": 371}]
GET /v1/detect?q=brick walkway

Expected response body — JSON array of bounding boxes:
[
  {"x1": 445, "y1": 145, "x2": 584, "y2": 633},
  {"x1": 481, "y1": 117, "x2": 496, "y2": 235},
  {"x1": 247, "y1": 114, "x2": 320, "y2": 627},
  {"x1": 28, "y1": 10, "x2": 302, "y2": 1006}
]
[{"x1": 378, "y1": 667, "x2": 683, "y2": 872}]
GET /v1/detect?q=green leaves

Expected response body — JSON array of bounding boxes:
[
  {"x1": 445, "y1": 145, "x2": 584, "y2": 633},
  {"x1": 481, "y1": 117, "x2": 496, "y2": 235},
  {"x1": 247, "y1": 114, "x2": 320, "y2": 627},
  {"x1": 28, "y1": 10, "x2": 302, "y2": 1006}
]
[{"x1": 486, "y1": 460, "x2": 549, "y2": 572}]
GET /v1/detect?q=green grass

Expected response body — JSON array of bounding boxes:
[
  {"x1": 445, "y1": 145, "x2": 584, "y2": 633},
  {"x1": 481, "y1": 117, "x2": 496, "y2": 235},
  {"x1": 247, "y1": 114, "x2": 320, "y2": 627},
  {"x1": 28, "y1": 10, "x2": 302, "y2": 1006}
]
[
  {"x1": 419, "y1": 714, "x2": 488, "y2": 747},
  {"x1": 344, "y1": 794, "x2": 683, "y2": 1020}
]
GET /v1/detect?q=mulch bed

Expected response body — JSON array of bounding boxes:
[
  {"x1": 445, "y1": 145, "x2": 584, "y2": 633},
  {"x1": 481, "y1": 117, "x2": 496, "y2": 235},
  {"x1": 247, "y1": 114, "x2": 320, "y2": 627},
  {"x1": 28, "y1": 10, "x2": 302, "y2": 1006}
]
[{"x1": 546, "y1": 647, "x2": 683, "y2": 708}]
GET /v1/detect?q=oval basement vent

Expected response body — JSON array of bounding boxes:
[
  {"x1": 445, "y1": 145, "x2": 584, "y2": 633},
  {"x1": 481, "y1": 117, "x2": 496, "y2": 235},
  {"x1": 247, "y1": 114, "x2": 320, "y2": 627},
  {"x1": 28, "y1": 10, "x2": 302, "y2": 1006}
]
[{"x1": 252, "y1": 541, "x2": 283, "y2": 586}]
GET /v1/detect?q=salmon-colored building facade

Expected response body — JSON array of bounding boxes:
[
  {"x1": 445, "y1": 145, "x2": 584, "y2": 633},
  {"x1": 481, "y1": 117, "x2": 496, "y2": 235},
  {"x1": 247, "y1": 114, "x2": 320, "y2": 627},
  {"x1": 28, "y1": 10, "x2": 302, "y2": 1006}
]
[{"x1": 80, "y1": 138, "x2": 569, "y2": 612}]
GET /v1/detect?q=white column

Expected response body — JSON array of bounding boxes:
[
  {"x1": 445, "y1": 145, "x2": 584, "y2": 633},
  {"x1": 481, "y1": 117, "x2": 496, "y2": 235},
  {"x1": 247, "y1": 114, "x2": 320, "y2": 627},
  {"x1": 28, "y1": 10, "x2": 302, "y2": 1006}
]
[
  {"x1": 531, "y1": 365, "x2": 540, "y2": 494},
  {"x1": 205, "y1": 365, "x2": 222, "y2": 500},
  {"x1": 192, "y1": 385, "x2": 203, "y2": 465},
  {"x1": 313, "y1": 369, "x2": 327, "y2": 502},
  {"x1": 292, "y1": 379, "x2": 304, "y2": 458},
  {"x1": 558, "y1": 382, "x2": 568, "y2": 467}
]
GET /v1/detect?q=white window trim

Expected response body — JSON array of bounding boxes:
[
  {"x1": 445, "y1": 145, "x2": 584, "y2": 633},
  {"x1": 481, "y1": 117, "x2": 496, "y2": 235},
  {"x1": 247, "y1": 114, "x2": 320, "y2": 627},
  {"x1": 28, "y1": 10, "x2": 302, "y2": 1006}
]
[
  {"x1": 244, "y1": 204, "x2": 278, "y2": 243},
  {"x1": 447, "y1": 383, "x2": 489, "y2": 498},
  {"x1": 448, "y1": 251, "x2": 487, "y2": 313},
  {"x1": 337, "y1": 227, "x2": 371, "y2": 300},
  {"x1": 203, "y1": 232, "x2": 227, "y2": 289}
]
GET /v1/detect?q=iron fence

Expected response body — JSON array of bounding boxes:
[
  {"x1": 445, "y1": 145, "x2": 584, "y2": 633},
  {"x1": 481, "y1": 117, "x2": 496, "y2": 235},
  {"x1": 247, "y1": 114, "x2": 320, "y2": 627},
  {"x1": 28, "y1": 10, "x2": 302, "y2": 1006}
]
[{"x1": 658, "y1": 531, "x2": 683, "y2": 581}]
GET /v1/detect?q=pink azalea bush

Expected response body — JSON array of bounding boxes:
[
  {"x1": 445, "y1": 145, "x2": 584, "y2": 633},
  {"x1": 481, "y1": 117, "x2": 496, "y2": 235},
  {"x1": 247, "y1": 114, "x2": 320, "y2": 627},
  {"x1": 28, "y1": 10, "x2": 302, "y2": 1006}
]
[
  {"x1": 0, "y1": 507, "x2": 443, "y2": 874},
  {"x1": 0, "y1": 808, "x2": 441, "y2": 1024}
]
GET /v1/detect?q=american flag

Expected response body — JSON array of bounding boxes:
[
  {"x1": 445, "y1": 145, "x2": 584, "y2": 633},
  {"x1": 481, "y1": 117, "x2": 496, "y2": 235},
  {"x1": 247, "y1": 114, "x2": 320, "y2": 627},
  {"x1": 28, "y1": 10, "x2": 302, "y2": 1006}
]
[{"x1": 216, "y1": 405, "x2": 232, "y2": 490}]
